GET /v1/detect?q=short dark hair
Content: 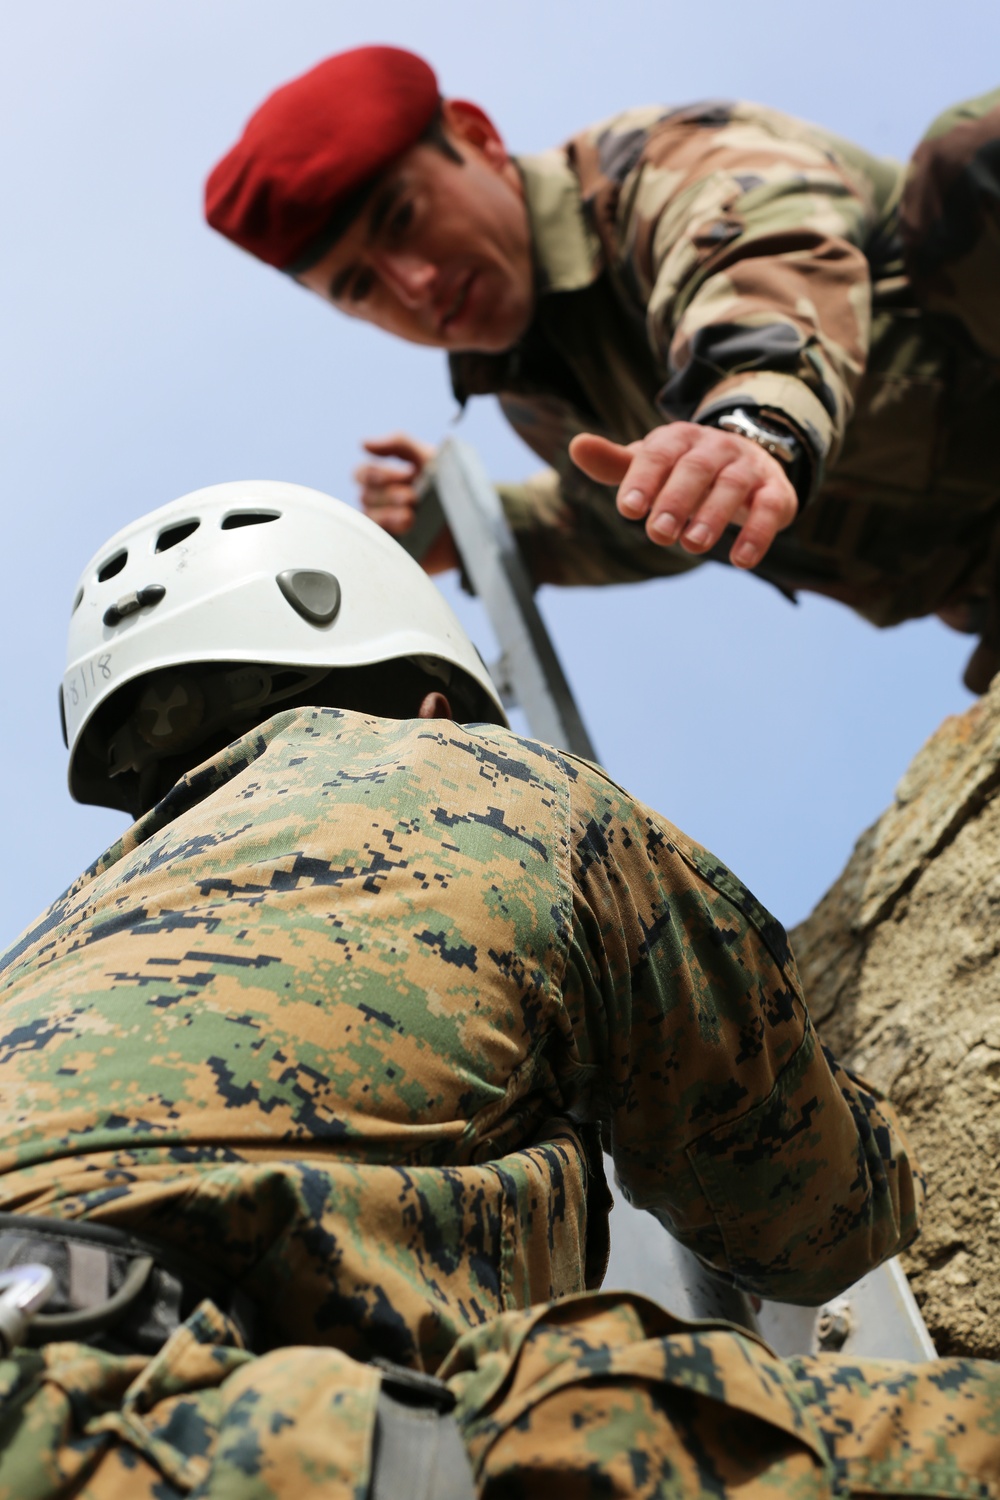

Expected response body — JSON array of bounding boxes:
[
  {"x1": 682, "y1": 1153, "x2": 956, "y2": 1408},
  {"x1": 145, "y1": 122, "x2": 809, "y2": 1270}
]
[{"x1": 419, "y1": 106, "x2": 464, "y2": 164}]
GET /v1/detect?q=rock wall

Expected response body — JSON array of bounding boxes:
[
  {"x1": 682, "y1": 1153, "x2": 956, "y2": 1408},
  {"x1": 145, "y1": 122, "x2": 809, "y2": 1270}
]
[{"x1": 791, "y1": 676, "x2": 1000, "y2": 1359}]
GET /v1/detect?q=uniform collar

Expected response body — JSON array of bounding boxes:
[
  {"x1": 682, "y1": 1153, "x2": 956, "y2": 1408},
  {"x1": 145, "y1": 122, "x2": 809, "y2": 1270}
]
[
  {"x1": 449, "y1": 147, "x2": 603, "y2": 403},
  {"x1": 517, "y1": 148, "x2": 603, "y2": 296}
]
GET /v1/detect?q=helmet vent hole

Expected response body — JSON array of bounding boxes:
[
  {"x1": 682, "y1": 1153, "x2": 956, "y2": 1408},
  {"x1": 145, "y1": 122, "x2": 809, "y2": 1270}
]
[
  {"x1": 221, "y1": 510, "x2": 280, "y2": 530},
  {"x1": 71, "y1": 587, "x2": 84, "y2": 614},
  {"x1": 97, "y1": 550, "x2": 127, "y2": 582},
  {"x1": 156, "y1": 519, "x2": 200, "y2": 553}
]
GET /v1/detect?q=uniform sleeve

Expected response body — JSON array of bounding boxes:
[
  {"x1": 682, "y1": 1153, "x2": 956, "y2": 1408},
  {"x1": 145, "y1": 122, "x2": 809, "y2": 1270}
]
[
  {"x1": 900, "y1": 85, "x2": 1000, "y2": 361},
  {"x1": 557, "y1": 759, "x2": 924, "y2": 1305},
  {"x1": 463, "y1": 113, "x2": 891, "y2": 580},
  {"x1": 495, "y1": 466, "x2": 702, "y2": 589},
  {"x1": 490, "y1": 397, "x2": 703, "y2": 589},
  {"x1": 624, "y1": 114, "x2": 884, "y2": 499}
]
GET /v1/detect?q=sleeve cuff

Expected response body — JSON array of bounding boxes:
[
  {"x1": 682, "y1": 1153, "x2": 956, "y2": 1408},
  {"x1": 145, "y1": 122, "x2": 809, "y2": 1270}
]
[{"x1": 693, "y1": 372, "x2": 836, "y2": 506}]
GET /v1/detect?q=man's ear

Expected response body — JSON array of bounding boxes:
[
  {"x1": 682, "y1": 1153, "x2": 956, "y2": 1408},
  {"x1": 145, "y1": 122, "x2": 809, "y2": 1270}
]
[
  {"x1": 440, "y1": 98, "x2": 509, "y2": 169},
  {"x1": 417, "y1": 690, "x2": 454, "y2": 721}
]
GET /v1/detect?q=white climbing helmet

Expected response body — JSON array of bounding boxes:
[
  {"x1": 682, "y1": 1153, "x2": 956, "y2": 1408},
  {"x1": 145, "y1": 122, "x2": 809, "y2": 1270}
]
[{"x1": 63, "y1": 479, "x2": 505, "y2": 805}]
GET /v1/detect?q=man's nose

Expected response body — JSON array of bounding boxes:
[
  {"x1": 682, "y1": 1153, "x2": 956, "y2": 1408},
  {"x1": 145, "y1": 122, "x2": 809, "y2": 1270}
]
[{"x1": 376, "y1": 252, "x2": 437, "y2": 308}]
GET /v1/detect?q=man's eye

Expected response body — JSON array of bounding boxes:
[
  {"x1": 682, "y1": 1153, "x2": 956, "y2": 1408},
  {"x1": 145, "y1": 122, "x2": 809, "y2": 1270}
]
[
  {"x1": 350, "y1": 269, "x2": 375, "y2": 304},
  {"x1": 388, "y1": 201, "x2": 413, "y2": 238}
]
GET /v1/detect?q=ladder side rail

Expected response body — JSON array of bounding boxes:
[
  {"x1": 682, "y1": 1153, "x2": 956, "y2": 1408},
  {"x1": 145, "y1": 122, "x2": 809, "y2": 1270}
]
[{"x1": 432, "y1": 440, "x2": 598, "y2": 761}]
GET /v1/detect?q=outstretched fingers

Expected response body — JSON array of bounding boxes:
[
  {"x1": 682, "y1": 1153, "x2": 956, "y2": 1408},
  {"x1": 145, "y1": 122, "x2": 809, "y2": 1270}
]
[
  {"x1": 727, "y1": 477, "x2": 797, "y2": 569},
  {"x1": 571, "y1": 421, "x2": 798, "y2": 567},
  {"x1": 567, "y1": 432, "x2": 636, "y2": 486}
]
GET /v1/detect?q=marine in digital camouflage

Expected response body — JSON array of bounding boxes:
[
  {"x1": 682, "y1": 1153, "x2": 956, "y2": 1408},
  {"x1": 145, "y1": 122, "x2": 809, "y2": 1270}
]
[
  {"x1": 443, "y1": 89, "x2": 1000, "y2": 644},
  {"x1": 0, "y1": 705, "x2": 919, "y2": 1359},
  {"x1": 1, "y1": 1290, "x2": 999, "y2": 1496}
]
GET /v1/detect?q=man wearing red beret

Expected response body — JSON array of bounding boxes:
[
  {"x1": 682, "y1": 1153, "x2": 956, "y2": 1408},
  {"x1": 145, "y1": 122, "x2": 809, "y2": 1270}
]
[{"x1": 206, "y1": 51, "x2": 1000, "y2": 691}]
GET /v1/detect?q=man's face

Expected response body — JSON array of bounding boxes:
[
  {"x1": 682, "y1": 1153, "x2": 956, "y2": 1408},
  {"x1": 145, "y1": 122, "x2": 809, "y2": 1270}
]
[{"x1": 297, "y1": 103, "x2": 534, "y2": 353}]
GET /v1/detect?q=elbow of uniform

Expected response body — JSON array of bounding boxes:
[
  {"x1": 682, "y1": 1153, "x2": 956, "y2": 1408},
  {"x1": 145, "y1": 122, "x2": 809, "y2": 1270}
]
[
  {"x1": 714, "y1": 1170, "x2": 925, "y2": 1310},
  {"x1": 749, "y1": 1157, "x2": 926, "y2": 1308}
]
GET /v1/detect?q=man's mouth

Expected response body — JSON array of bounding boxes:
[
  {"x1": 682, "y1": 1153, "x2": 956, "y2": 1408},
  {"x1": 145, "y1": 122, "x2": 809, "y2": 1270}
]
[{"x1": 438, "y1": 273, "x2": 475, "y2": 336}]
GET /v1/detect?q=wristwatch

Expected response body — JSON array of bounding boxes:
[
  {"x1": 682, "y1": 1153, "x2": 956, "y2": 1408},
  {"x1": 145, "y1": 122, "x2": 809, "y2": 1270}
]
[{"x1": 715, "y1": 408, "x2": 802, "y2": 468}]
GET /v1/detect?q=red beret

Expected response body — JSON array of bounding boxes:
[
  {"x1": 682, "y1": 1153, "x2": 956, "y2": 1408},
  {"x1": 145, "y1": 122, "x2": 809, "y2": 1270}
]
[{"x1": 205, "y1": 46, "x2": 440, "y2": 272}]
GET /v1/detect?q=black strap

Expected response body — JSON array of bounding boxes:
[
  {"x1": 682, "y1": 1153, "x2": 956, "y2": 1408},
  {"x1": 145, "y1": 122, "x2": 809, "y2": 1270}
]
[
  {"x1": 32, "y1": 1253, "x2": 155, "y2": 1340},
  {"x1": 0, "y1": 1212, "x2": 232, "y2": 1305},
  {"x1": 0, "y1": 1212, "x2": 256, "y2": 1353}
]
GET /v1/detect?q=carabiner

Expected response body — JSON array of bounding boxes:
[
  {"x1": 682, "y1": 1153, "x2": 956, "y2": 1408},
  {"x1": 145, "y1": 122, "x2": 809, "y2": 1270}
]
[{"x1": 0, "y1": 1264, "x2": 55, "y2": 1355}]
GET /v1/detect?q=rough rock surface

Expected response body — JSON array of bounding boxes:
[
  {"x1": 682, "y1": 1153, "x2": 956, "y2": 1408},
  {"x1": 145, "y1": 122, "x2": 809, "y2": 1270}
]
[{"x1": 791, "y1": 675, "x2": 1000, "y2": 1359}]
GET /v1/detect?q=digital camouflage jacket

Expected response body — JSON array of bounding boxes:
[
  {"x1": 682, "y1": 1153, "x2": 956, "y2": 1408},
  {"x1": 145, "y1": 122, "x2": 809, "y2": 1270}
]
[
  {"x1": 448, "y1": 91, "x2": 1000, "y2": 628},
  {"x1": 0, "y1": 709, "x2": 921, "y2": 1370}
]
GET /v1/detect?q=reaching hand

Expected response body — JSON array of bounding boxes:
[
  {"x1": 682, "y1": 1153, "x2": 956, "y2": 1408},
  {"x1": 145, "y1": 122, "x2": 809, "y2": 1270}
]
[
  {"x1": 354, "y1": 433, "x2": 460, "y2": 574},
  {"x1": 569, "y1": 422, "x2": 798, "y2": 570}
]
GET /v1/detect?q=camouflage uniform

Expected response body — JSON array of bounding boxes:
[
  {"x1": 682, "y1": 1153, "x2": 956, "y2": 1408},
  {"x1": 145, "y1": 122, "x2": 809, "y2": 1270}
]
[
  {"x1": 447, "y1": 89, "x2": 1000, "y2": 637},
  {"x1": 1, "y1": 1292, "x2": 999, "y2": 1496},
  {"x1": 0, "y1": 704, "x2": 940, "y2": 1491},
  {"x1": 0, "y1": 707, "x2": 919, "y2": 1339}
]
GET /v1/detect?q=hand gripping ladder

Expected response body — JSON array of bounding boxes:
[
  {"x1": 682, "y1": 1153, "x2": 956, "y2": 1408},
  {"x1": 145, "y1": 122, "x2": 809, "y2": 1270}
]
[{"x1": 402, "y1": 437, "x2": 935, "y2": 1361}]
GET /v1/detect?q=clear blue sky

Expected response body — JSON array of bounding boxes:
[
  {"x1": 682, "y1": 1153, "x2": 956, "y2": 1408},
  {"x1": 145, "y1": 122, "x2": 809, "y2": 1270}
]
[{"x1": 2, "y1": 1, "x2": 996, "y2": 942}]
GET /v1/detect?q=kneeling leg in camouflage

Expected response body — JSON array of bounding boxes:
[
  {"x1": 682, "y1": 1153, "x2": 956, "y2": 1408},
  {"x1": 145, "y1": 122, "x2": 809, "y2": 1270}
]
[{"x1": 0, "y1": 1292, "x2": 997, "y2": 1498}]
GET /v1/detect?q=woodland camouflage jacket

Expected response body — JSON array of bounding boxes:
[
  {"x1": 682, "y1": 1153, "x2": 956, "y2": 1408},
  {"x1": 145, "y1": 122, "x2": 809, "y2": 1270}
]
[
  {"x1": 0, "y1": 709, "x2": 922, "y2": 1369},
  {"x1": 448, "y1": 95, "x2": 1000, "y2": 626}
]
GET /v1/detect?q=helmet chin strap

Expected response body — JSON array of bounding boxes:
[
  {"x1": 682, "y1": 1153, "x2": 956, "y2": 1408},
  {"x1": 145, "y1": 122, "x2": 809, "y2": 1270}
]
[{"x1": 105, "y1": 663, "x2": 331, "y2": 779}]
